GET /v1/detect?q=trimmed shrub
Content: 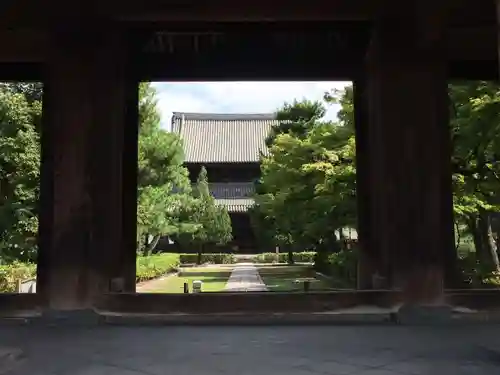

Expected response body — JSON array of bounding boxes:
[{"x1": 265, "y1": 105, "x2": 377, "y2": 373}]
[
  {"x1": 293, "y1": 252, "x2": 316, "y2": 263},
  {"x1": 254, "y1": 252, "x2": 316, "y2": 264},
  {"x1": 457, "y1": 253, "x2": 500, "y2": 287},
  {"x1": 179, "y1": 253, "x2": 236, "y2": 265},
  {"x1": 136, "y1": 253, "x2": 180, "y2": 283},
  {"x1": 254, "y1": 252, "x2": 286, "y2": 263},
  {"x1": 0, "y1": 262, "x2": 36, "y2": 292},
  {"x1": 325, "y1": 251, "x2": 357, "y2": 286},
  {"x1": 313, "y1": 250, "x2": 357, "y2": 288}
]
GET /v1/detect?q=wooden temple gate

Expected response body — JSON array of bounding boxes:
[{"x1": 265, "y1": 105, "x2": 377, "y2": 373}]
[{"x1": 0, "y1": 0, "x2": 499, "y2": 315}]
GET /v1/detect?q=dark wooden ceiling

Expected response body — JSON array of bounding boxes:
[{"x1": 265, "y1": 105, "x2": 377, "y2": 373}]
[{"x1": 0, "y1": 0, "x2": 497, "y2": 80}]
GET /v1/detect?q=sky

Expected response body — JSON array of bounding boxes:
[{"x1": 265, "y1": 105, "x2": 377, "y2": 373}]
[{"x1": 151, "y1": 81, "x2": 350, "y2": 130}]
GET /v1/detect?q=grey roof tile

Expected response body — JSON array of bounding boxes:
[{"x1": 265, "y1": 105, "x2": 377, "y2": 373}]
[{"x1": 172, "y1": 112, "x2": 279, "y2": 163}]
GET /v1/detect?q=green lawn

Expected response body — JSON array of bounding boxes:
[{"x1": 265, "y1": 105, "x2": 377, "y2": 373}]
[
  {"x1": 257, "y1": 265, "x2": 334, "y2": 292},
  {"x1": 141, "y1": 267, "x2": 233, "y2": 293}
]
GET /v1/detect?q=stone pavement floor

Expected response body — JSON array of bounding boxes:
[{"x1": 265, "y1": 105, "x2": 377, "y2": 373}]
[
  {"x1": 224, "y1": 263, "x2": 268, "y2": 292},
  {"x1": 1, "y1": 324, "x2": 500, "y2": 374}
]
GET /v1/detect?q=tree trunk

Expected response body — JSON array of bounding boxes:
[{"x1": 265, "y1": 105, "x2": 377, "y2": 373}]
[
  {"x1": 490, "y1": 213, "x2": 500, "y2": 254},
  {"x1": 197, "y1": 244, "x2": 203, "y2": 265},
  {"x1": 467, "y1": 215, "x2": 483, "y2": 261},
  {"x1": 142, "y1": 235, "x2": 149, "y2": 256},
  {"x1": 454, "y1": 220, "x2": 461, "y2": 252},
  {"x1": 287, "y1": 249, "x2": 294, "y2": 265},
  {"x1": 478, "y1": 211, "x2": 500, "y2": 273},
  {"x1": 337, "y1": 227, "x2": 345, "y2": 250},
  {"x1": 147, "y1": 235, "x2": 161, "y2": 255},
  {"x1": 142, "y1": 234, "x2": 160, "y2": 256}
]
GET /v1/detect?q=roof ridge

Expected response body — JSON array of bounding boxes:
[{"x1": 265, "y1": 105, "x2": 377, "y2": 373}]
[{"x1": 172, "y1": 112, "x2": 276, "y2": 121}]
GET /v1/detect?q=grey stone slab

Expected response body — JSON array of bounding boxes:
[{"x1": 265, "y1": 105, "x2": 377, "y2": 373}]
[
  {"x1": 396, "y1": 305, "x2": 453, "y2": 325},
  {"x1": 0, "y1": 346, "x2": 25, "y2": 375},
  {"x1": 355, "y1": 370, "x2": 404, "y2": 375},
  {"x1": 71, "y1": 364, "x2": 146, "y2": 375},
  {"x1": 304, "y1": 360, "x2": 366, "y2": 374},
  {"x1": 383, "y1": 359, "x2": 500, "y2": 375},
  {"x1": 36, "y1": 309, "x2": 103, "y2": 327},
  {"x1": 224, "y1": 263, "x2": 268, "y2": 292},
  {"x1": 0, "y1": 325, "x2": 499, "y2": 375}
]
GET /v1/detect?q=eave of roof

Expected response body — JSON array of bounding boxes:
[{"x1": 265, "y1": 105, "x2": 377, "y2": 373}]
[{"x1": 215, "y1": 198, "x2": 254, "y2": 213}]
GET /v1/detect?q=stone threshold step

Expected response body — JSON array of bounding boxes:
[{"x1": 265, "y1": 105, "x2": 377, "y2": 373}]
[
  {"x1": 2, "y1": 307, "x2": 500, "y2": 326},
  {"x1": 101, "y1": 312, "x2": 395, "y2": 326},
  {"x1": 98, "y1": 309, "x2": 500, "y2": 326}
]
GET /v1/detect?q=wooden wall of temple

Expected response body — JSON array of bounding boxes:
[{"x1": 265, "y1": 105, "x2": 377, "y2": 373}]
[{"x1": 186, "y1": 163, "x2": 261, "y2": 184}]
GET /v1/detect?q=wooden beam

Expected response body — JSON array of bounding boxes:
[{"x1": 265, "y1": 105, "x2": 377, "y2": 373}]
[
  {"x1": 104, "y1": 0, "x2": 377, "y2": 22},
  {"x1": 447, "y1": 26, "x2": 497, "y2": 61},
  {"x1": 2, "y1": 0, "x2": 375, "y2": 27},
  {"x1": 0, "y1": 29, "x2": 47, "y2": 62},
  {"x1": 1, "y1": 0, "x2": 495, "y2": 27},
  {"x1": 0, "y1": 22, "x2": 497, "y2": 80}
]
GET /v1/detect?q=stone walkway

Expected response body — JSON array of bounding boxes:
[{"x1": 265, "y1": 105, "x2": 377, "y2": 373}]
[
  {"x1": 224, "y1": 263, "x2": 268, "y2": 292},
  {"x1": 1, "y1": 325, "x2": 500, "y2": 374}
]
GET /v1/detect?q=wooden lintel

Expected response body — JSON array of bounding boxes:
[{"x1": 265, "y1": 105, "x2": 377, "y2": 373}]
[
  {"x1": 0, "y1": 23, "x2": 497, "y2": 81},
  {"x1": 0, "y1": 0, "x2": 495, "y2": 28},
  {"x1": 447, "y1": 26, "x2": 497, "y2": 61},
  {"x1": 103, "y1": 0, "x2": 378, "y2": 22},
  {"x1": 0, "y1": 29, "x2": 47, "y2": 63}
]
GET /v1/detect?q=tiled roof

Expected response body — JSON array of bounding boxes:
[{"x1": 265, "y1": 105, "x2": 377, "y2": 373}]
[
  {"x1": 215, "y1": 198, "x2": 254, "y2": 213},
  {"x1": 172, "y1": 112, "x2": 279, "y2": 163}
]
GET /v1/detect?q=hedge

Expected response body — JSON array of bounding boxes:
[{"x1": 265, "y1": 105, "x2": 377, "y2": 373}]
[
  {"x1": 0, "y1": 262, "x2": 36, "y2": 292},
  {"x1": 254, "y1": 252, "x2": 316, "y2": 264},
  {"x1": 313, "y1": 250, "x2": 358, "y2": 288},
  {"x1": 179, "y1": 253, "x2": 236, "y2": 265},
  {"x1": 2, "y1": 252, "x2": 235, "y2": 292},
  {"x1": 136, "y1": 253, "x2": 180, "y2": 283}
]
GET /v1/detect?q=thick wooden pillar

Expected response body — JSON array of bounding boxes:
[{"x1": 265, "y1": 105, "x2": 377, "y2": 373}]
[
  {"x1": 497, "y1": 0, "x2": 500, "y2": 79},
  {"x1": 353, "y1": 79, "x2": 383, "y2": 289},
  {"x1": 37, "y1": 24, "x2": 137, "y2": 310},
  {"x1": 122, "y1": 74, "x2": 139, "y2": 293},
  {"x1": 366, "y1": 9, "x2": 455, "y2": 303}
]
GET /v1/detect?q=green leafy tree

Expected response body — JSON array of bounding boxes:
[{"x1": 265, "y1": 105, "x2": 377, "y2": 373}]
[
  {"x1": 253, "y1": 92, "x2": 356, "y2": 263},
  {"x1": 0, "y1": 86, "x2": 41, "y2": 262},
  {"x1": 450, "y1": 82, "x2": 500, "y2": 274},
  {"x1": 175, "y1": 167, "x2": 232, "y2": 264},
  {"x1": 137, "y1": 83, "x2": 199, "y2": 255}
]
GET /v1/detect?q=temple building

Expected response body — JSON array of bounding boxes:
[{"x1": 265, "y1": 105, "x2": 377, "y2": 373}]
[{"x1": 171, "y1": 112, "x2": 279, "y2": 252}]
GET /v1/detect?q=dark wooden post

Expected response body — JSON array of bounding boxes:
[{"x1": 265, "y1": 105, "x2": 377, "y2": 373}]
[
  {"x1": 37, "y1": 24, "x2": 136, "y2": 310},
  {"x1": 365, "y1": 7, "x2": 455, "y2": 303},
  {"x1": 353, "y1": 78, "x2": 383, "y2": 289},
  {"x1": 121, "y1": 73, "x2": 140, "y2": 293}
]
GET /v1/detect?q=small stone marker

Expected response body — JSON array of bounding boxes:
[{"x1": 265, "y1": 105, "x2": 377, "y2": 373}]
[
  {"x1": 303, "y1": 280, "x2": 310, "y2": 292},
  {"x1": 294, "y1": 278, "x2": 315, "y2": 292},
  {"x1": 192, "y1": 280, "x2": 203, "y2": 293}
]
